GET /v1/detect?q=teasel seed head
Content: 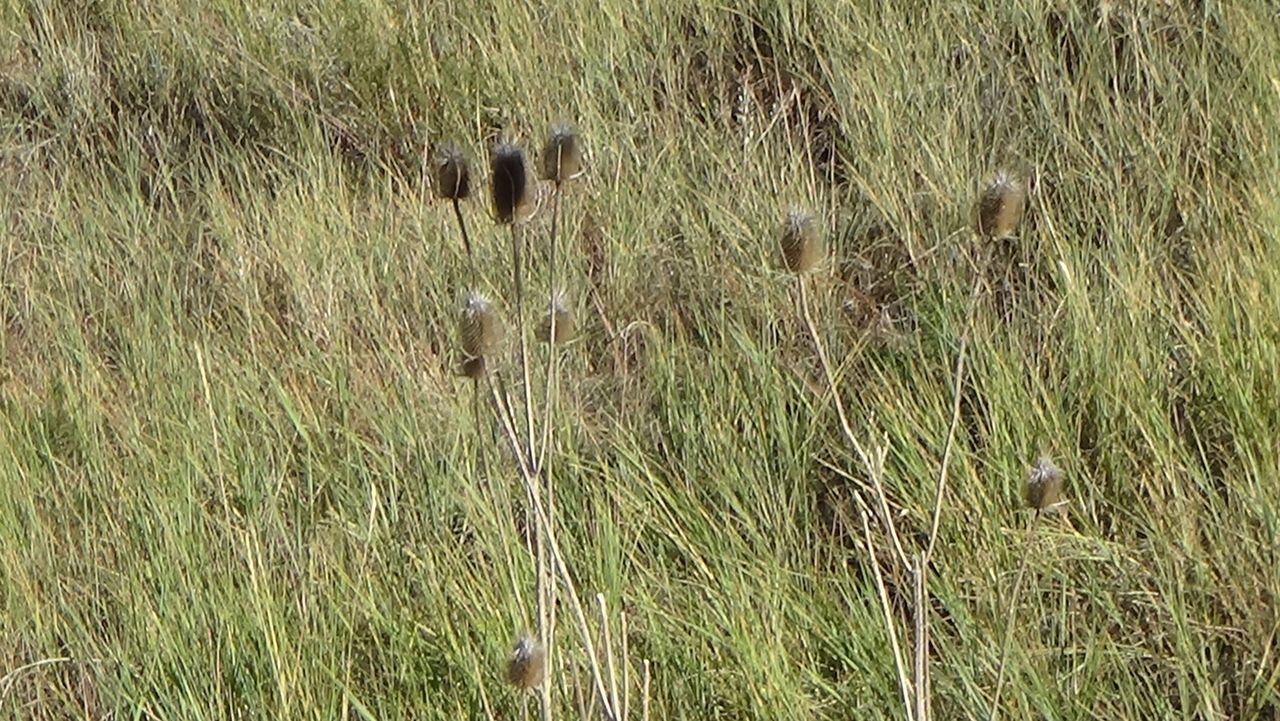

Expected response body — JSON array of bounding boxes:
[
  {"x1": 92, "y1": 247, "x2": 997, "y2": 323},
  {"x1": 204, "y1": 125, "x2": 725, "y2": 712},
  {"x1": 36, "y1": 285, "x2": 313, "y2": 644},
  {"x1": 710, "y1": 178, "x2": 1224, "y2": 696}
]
[
  {"x1": 459, "y1": 356, "x2": 488, "y2": 380},
  {"x1": 458, "y1": 291, "x2": 504, "y2": 359},
  {"x1": 779, "y1": 206, "x2": 823, "y2": 273},
  {"x1": 434, "y1": 141, "x2": 471, "y2": 201},
  {"x1": 540, "y1": 123, "x2": 585, "y2": 184},
  {"x1": 490, "y1": 143, "x2": 535, "y2": 224},
  {"x1": 538, "y1": 290, "x2": 576, "y2": 344},
  {"x1": 506, "y1": 635, "x2": 546, "y2": 690},
  {"x1": 973, "y1": 170, "x2": 1026, "y2": 240},
  {"x1": 1024, "y1": 455, "x2": 1065, "y2": 512}
]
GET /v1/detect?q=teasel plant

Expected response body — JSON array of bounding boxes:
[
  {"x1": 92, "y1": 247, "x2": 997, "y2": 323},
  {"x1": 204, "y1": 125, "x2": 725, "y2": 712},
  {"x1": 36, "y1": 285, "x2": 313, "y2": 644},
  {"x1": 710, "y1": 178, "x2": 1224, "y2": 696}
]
[
  {"x1": 435, "y1": 141, "x2": 475, "y2": 268},
  {"x1": 988, "y1": 455, "x2": 1065, "y2": 721},
  {"x1": 475, "y1": 127, "x2": 642, "y2": 721},
  {"x1": 779, "y1": 204, "x2": 950, "y2": 720}
]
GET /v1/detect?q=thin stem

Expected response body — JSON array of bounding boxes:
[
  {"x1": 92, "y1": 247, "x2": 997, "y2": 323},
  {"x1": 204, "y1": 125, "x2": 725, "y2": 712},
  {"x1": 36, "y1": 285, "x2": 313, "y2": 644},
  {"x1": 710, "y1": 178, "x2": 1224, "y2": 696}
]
[
  {"x1": 539, "y1": 184, "x2": 564, "y2": 470},
  {"x1": 453, "y1": 197, "x2": 473, "y2": 263},
  {"x1": 924, "y1": 278, "x2": 981, "y2": 563},
  {"x1": 913, "y1": 554, "x2": 930, "y2": 721},
  {"x1": 538, "y1": 181, "x2": 565, "y2": 721},
  {"x1": 989, "y1": 513, "x2": 1040, "y2": 721},
  {"x1": 487, "y1": 375, "x2": 617, "y2": 721},
  {"x1": 511, "y1": 223, "x2": 537, "y2": 466},
  {"x1": 797, "y1": 274, "x2": 908, "y2": 567},
  {"x1": 858, "y1": 500, "x2": 915, "y2": 721}
]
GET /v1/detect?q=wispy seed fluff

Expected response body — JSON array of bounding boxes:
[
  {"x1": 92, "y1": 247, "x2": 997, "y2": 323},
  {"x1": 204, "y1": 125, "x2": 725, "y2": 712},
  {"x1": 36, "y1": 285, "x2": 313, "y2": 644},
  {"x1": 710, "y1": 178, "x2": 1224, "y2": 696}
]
[
  {"x1": 459, "y1": 291, "x2": 504, "y2": 360},
  {"x1": 540, "y1": 124, "x2": 585, "y2": 183},
  {"x1": 434, "y1": 141, "x2": 471, "y2": 201},
  {"x1": 490, "y1": 143, "x2": 535, "y2": 224},
  {"x1": 538, "y1": 290, "x2": 576, "y2": 344},
  {"x1": 1024, "y1": 455, "x2": 1065, "y2": 512},
  {"x1": 973, "y1": 170, "x2": 1026, "y2": 240},
  {"x1": 506, "y1": 636, "x2": 546, "y2": 690},
  {"x1": 779, "y1": 207, "x2": 823, "y2": 273}
]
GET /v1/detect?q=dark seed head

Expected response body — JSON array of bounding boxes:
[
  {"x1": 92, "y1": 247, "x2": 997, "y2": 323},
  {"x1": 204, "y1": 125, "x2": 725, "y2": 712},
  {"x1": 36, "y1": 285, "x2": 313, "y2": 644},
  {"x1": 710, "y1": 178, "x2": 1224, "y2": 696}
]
[
  {"x1": 491, "y1": 143, "x2": 535, "y2": 224},
  {"x1": 540, "y1": 123, "x2": 585, "y2": 183},
  {"x1": 434, "y1": 141, "x2": 471, "y2": 200}
]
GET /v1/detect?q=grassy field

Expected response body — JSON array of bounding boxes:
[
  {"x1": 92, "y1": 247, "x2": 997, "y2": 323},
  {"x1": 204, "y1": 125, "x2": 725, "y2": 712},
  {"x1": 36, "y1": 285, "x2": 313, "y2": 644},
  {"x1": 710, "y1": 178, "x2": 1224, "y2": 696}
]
[{"x1": 2, "y1": 0, "x2": 1279, "y2": 718}]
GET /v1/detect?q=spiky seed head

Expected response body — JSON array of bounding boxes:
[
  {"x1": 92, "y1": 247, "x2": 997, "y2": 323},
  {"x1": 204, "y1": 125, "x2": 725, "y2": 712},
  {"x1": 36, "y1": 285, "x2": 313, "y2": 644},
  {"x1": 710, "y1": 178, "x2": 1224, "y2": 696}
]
[
  {"x1": 1024, "y1": 455, "x2": 1065, "y2": 512},
  {"x1": 434, "y1": 141, "x2": 471, "y2": 200},
  {"x1": 491, "y1": 143, "x2": 535, "y2": 224},
  {"x1": 538, "y1": 291, "x2": 576, "y2": 344},
  {"x1": 973, "y1": 170, "x2": 1026, "y2": 240},
  {"x1": 540, "y1": 123, "x2": 585, "y2": 183},
  {"x1": 458, "y1": 291, "x2": 504, "y2": 359},
  {"x1": 779, "y1": 207, "x2": 823, "y2": 273},
  {"x1": 506, "y1": 636, "x2": 546, "y2": 690}
]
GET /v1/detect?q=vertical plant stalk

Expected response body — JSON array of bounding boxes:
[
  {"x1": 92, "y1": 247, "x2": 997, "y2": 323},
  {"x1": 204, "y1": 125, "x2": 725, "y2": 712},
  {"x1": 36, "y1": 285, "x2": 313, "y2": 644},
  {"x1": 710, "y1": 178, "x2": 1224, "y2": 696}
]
[
  {"x1": 487, "y1": 374, "x2": 618, "y2": 721},
  {"x1": 510, "y1": 223, "x2": 537, "y2": 466},
  {"x1": 913, "y1": 554, "x2": 930, "y2": 721},
  {"x1": 538, "y1": 179, "x2": 565, "y2": 721},
  {"x1": 796, "y1": 275, "x2": 908, "y2": 567},
  {"x1": 453, "y1": 197, "x2": 474, "y2": 271},
  {"x1": 858, "y1": 500, "x2": 915, "y2": 721},
  {"x1": 988, "y1": 514, "x2": 1040, "y2": 721}
]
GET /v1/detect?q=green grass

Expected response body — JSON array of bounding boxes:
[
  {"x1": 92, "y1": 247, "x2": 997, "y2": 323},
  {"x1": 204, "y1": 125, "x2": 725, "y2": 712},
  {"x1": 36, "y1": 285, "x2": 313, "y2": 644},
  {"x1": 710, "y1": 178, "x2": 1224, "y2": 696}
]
[{"x1": 2, "y1": 0, "x2": 1279, "y2": 718}]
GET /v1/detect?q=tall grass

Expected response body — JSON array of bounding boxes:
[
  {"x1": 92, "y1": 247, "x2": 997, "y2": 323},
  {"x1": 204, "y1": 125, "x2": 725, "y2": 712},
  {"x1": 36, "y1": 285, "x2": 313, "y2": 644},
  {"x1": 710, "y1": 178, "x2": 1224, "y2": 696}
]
[{"x1": 2, "y1": 1, "x2": 1278, "y2": 719}]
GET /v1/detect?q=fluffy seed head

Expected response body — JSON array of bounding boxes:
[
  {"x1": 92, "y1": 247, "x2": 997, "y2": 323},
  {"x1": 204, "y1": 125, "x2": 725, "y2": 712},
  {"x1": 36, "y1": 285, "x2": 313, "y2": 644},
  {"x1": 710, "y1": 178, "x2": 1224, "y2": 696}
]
[
  {"x1": 540, "y1": 124, "x2": 585, "y2": 183},
  {"x1": 458, "y1": 291, "x2": 504, "y2": 359},
  {"x1": 973, "y1": 170, "x2": 1026, "y2": 239},
  {"x1": 506, "y1": 636, "x2": 546, "y2": 690},
  {"x1": 434, "y1": 141, "x2": 471, "y2": 200},
  {"x1": 490, "y1": 143, "x2": 535, "y2": 224},
  {"x1": 779, "y1": 207, "x2": 823, "y2": 273},
  {"x1": 538, "y1": 291, "x2": 576, "y2": 344},
  {"x1": 1024, "y1": 455, "x2": 1065, "y2": 512}
]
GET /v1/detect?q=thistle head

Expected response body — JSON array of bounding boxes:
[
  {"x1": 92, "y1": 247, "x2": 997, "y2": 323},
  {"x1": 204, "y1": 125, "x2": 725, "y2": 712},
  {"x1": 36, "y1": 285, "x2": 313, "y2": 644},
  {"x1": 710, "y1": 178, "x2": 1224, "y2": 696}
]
[
  {"x1": 433, "y1": 141, "x2": 471, "y2": 201},
  {"x1": 973, "y1": 170, "x2": 1026, "y2": 240},
  {"x1": 490, "y1": 143, "x2": 535, "y2": 224},
  {"x1": 540, "y1": 123, "x2": 585, "y2": 184},
  {"x1": 779, "y1": 206, "x2": 823, "y2": 273},
  {"x1": 506, "y1": 635, "x2": 546, "y2": 690},
  {"x1": 458, "y1": 291, "x2": 504, "y2": 361},
  {"x1": 538, "y1": 290, "x2": 576, "y2": 345},
  {"x1": 1023, "y1": 455, "x2": 1065, "y2": 512}
]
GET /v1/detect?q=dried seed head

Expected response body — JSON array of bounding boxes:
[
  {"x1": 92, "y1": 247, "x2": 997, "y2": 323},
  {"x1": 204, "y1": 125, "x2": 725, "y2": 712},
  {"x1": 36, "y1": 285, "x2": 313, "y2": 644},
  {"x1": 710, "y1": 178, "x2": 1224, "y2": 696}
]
[
  {"x1": 1024, "y1": 455, "x2": 1065, "y2": 512},
  {"x1": 459, "y1": 356, "x2": 487, "y2": 380},
  {"x1": 491, "y1": 143, "x2": 535, "y2": 224},
  {"x1": 540, "y1": 123, "x2": 585, "y2": 183},
  {"x1": 458, "y1": 291, "x2": 504, "y2": 359},
  {"x1": 434, "y1": 141, "x2": 471, "y2": 200},
  {"x1": 538, "y1": 291, "x2": 576, "y2": 344},
  {"x1": 973, "y1": 170, "x2": 1026, "y2": 239},
  {"x1": 779, "y1": 207, "x2": 823, "y2": 273},
  {"x1": 506, "y1": 636, "x2": 546, "y2": 690}
]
